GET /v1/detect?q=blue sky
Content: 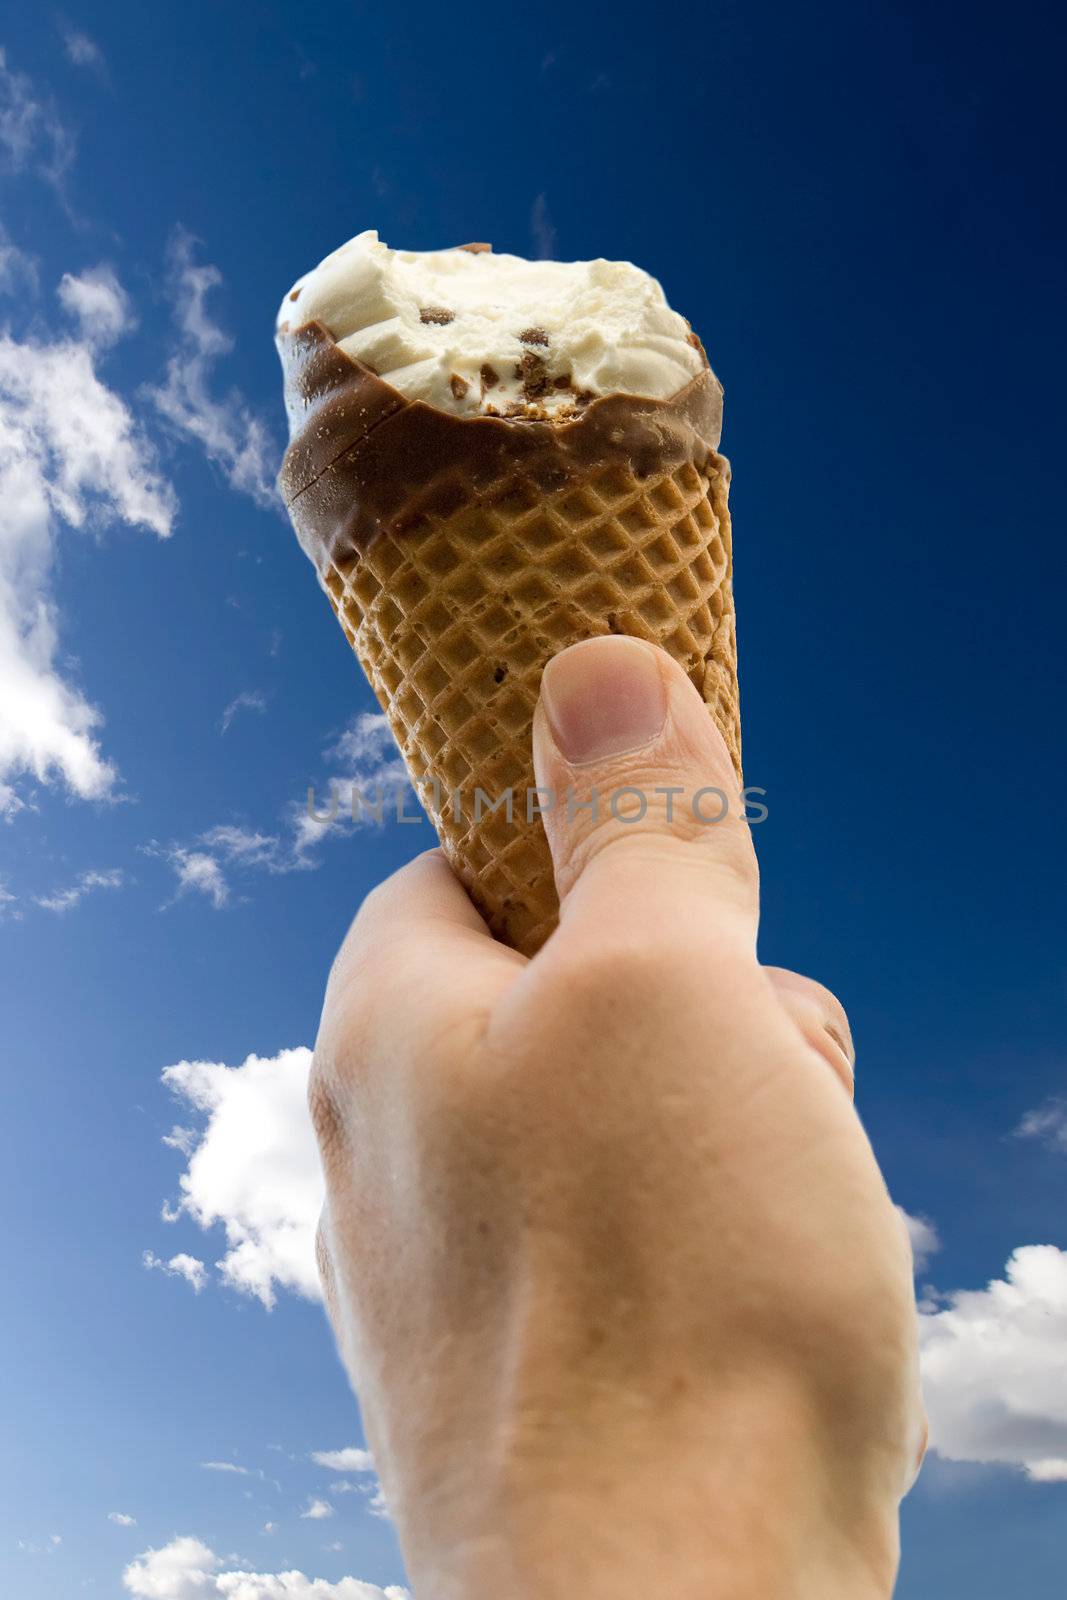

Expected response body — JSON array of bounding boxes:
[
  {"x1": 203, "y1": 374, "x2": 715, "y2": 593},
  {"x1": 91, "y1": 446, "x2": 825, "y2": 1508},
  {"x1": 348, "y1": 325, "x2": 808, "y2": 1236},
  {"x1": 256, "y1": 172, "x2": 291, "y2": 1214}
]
[{"x1": 0, "y1": 2, "x2": 1065, "y2": 1595}]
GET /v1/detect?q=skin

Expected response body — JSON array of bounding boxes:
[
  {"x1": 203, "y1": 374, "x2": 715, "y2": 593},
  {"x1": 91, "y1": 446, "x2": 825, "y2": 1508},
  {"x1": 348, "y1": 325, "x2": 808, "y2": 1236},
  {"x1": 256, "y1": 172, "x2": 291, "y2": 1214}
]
[{"x1": 310, "y1": 636, "x2": 928, "y2": 1600}]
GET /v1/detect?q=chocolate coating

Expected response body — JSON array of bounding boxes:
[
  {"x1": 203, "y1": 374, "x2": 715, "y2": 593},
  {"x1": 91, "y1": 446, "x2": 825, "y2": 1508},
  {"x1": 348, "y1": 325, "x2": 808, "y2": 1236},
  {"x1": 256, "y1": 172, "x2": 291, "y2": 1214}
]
[{"x1": 275, "y1": 322, "x2": 724, "y2": 578}]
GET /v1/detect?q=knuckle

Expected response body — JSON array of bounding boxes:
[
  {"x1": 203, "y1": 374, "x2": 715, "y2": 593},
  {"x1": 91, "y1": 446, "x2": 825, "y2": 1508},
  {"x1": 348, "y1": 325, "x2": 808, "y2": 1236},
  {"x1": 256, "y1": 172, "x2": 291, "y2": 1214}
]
[
  {"x1": 315, "y1": 1209, "x2": 343, "y2": 1327},
  {"x1": 331, "y1": 863, "x2": 414, "y2": 986},
  {"x1": 307, "y1": 1053, "x2": 344, "y2": 1152},
  {"x1": 314, "y1": 1209, "x2": 333, "y2": 1280},
  {"x1": 544, "y1": 926, "x2": 705, "y2": 1008}
]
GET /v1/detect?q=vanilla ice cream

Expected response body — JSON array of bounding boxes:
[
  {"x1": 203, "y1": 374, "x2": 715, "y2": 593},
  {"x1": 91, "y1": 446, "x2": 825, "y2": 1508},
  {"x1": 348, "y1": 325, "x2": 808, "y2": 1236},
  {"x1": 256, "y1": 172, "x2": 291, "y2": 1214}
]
[{"x1": 276, "y1": 230, "x2": 708, "y2": 420}]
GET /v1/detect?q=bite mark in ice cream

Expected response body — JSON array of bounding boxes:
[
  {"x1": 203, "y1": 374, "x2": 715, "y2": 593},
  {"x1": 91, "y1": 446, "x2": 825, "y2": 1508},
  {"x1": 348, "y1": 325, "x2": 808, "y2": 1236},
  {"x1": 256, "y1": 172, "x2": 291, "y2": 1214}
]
[{"x1": 276, "y1": 229, "x2": 708, "y2": 420}]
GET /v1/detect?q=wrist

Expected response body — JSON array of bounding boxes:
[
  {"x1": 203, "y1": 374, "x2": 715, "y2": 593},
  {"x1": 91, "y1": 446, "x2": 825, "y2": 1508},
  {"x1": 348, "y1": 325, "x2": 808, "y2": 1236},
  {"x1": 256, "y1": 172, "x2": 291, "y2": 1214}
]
[{"x1": 396, "y1": 1366, "x2": 900, "y2": 1600}]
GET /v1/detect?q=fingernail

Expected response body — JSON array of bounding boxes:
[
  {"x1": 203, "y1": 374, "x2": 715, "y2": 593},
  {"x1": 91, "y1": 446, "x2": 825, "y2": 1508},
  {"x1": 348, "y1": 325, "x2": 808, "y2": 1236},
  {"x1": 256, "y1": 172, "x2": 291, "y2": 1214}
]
[{"x1": 541, "y1": 636, "x2": 668, "y2": 765}]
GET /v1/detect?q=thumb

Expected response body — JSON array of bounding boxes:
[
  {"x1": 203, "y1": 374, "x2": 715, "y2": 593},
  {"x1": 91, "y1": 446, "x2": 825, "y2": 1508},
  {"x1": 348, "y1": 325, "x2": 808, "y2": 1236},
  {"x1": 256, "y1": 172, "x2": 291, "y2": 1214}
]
[{"x1": 532, "y1": 635, "x2": 759, "y2": 950}]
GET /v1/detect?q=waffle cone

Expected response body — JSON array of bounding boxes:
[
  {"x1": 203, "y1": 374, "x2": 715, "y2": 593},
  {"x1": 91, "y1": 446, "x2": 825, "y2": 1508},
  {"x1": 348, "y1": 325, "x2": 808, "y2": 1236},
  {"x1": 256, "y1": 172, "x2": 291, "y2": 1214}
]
[{"x1": 277, "y1": 322, "x2": 740, "y2": 956}]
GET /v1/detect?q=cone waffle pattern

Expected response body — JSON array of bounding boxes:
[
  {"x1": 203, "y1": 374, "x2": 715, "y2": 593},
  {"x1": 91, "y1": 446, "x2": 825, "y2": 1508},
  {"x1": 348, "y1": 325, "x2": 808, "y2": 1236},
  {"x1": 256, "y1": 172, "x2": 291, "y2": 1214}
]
[{"x1": 320, "y1": 448, "x2": 739, "y2": 956}]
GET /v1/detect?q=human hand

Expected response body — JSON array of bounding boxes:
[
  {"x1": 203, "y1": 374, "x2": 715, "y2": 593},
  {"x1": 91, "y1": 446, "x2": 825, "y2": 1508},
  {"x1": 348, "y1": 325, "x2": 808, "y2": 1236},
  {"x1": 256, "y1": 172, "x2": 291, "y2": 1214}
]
[{"x1": 310, "y1": 635, "x2": 927, "y2": 1600}]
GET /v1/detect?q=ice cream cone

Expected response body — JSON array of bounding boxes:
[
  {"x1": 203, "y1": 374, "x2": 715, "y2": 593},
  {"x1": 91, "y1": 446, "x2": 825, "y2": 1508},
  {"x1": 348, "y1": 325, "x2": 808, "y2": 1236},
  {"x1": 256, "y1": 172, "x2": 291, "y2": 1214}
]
[{"x1": 277, "y1": 269, "x2": 740, "y2": 956}]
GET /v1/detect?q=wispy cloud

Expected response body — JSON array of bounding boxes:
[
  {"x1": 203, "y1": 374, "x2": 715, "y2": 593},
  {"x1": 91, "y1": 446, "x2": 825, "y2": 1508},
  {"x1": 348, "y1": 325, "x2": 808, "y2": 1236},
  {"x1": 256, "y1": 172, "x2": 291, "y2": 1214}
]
[
  {"x1": 0, "y1": 274, "x2": 175, "y2": 817},
  {"x1": 1015, "y1": 1097, "x2": 1067, "y2": 1154},
  {"x1": 0, "y1": 47, "x2": 76, "y2": 197},
  {"x1": 150, "y1": 714, "x2": 408, "y2": 908},
  {"x1": 300, "y1": 1498, "x2": 333, "y2": 1521},
  {"x1": 161, "y1": 1124, "x2": 197, "y2": 1156},
  {"x1": 148, "y1": 228, "x2": 278, "y2": 508},
  {"x1": 17, "y1": 1534, "x2": 62, "y2": 1556},
  {"x1": 0, "y1": 223, "x2": 37, "y2": 296},
  {"x1": 530, "y1": 192, "x2": 557, "y2": 259},
  {"x1": 58, "y1": 264, "x2": 133, "y2": 347},
  {"x1": 198, "y1": 824, "x2": 282, "y2": 867},
  {"x1": 291, "y1": 711, "x2": 411, "y2": 861},
  {"x1": 147, "y1": 822, "x2": 298, "y2": 908},
  {"x1": 108, "y1": 1513, "x2": 137, "y2": 1528},
  {"x1": 900, "y1": 1207, "x2": 941, "y2": 1273},
  {"x1": 122, "y1": 1535, "x2": 409, "y2": 1599},
  {"x1": 143, "y1": 1250, "x2": 208, "y2": 1293},
  {"x1": 311, "y1": 1447, "x2": 375, "y2": 1474},
  {"x1": 59, "y1": 24, "x2": 107, "y2": 78},
  {"x1": 199, "y1": 1460, "x2": 250, "y2": 1476},
  {"x1": 34, "y1": 866, "x2": 123, "y2": 914},
  {"x1": 159, "y1": 846, "x2": 230, "y2": 908},
  {"x1": 313, "y1": 1448, "x2": 392, "y2": 1522},
  {"x1": 219, "y1": 689, "x2": 268, "y2": 733}
]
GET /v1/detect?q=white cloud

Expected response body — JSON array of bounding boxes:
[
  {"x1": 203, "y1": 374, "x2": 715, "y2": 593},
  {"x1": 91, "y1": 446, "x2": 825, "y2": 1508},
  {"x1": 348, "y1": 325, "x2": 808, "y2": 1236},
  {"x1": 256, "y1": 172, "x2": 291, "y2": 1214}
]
[
  {"x1": 155, "y1": 715, "x2": 410, "y2": 906},
  {"x1": 149, "y1": 823, "x2": 299, "y2": 908},
  {"x1": 300, "y1": 1500, "x2": 333, "y2": 1521},
  {"x1": 0, "y1": 225, "x2": 36, "y2": 296},
  {"x1": 920, "y1": 1244, "x2": 1067, "y2": 1481},
  {"x1": 200, "y1": 1462, "x2": 250, "y2": 1476},
  {"x1": 143, "y1": 1250, "x2": 208, "y2": 1293},
  {"x1": 219, "y1": 690, "x2": 267, "y2": 733},
  {"x1": 164, "y1": 848, "x2": 230, "y2": 908},
  {"x1": 312, "y1": 1452, "x2": 389, "y2": 1521},
  {"x1": 159, "y1": 1048, "x2": 321, "y2": 1307},
  {"x1": 60, "y1": 27, "x2": 106, "y2": 74},
  {"x1": 162, "y1": 1125, "x2": 197, "y2": 1156},
  {"x1": 58, "y1": 266, "x2": 133, "y2": 348},
  {"x1": 292, "y1": 713, "x2": 411, "y2": 861},
  {"x1": 312, "y1": 1450, "x2": 375, "y2": 1475},
  {"x1": 0, "y1": 298, "x2": 175, "y2": 814},
  {"x1": 365, "y1": 1485, "x2": 390, "y2": 1521},
  {"x1": 35, "y1": 866, "x2": 123, "y2": 913},
  {"x1": 17, "y1": 1534, "x2": 62, "y2": 1555},
  {"x1": 900, "y1": 1208, "x2": 941, "y2": 1273},
  {"x1": 1015, "y1": 1097, "x2": 1067, "y2": 1154},
  {"x1": 148, "y1": 229, "x2": 278, "y2": 508},
  {"x1": 0, "y1": 47, "x2": 75, "y2": 194},
  {"x1": 109, "y1": 1513, "x2": 137, "y2": 1528},
  {"x1": 199, "y1": 825, "x2": 281, "y2": 868},
  {"x1": 123, "y1": 1536, "x2": 409, "y2": 1600},
  {"x1": 261, "y1": 1524, "x2": 276, "y2": 1535}
]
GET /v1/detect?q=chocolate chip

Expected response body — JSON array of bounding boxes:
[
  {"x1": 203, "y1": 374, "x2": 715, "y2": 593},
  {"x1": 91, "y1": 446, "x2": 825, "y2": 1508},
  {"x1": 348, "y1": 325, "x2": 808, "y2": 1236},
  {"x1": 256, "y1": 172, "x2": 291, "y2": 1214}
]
[
  {"x1": 479, "y1": 363, "x2": 499, "y2": 390},
  {"x1": 450, "y1": 373, "x2": 469, "y2": 400},
  {"x1": 420, "y1": 306, "x2": 455, "y2": 326},
  {"x1": 553, "y1": 372, "x2": 574, "y2": 390},
  {"x1": 518, "y1": 327, "x2": 549, "y2": 346},
  {"x1": 518, "y1": 350, "x2": 550, "y2": 400},
  {"x1": 288, "y1": 288, "x2": 301, "y2": 301},
  {"x1": 686, "y1": 330, "x2": 702, "y2": 348},
  {"x1": 456, "y1": 242, "x2": 491, "y2": 253}
]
